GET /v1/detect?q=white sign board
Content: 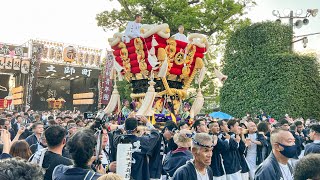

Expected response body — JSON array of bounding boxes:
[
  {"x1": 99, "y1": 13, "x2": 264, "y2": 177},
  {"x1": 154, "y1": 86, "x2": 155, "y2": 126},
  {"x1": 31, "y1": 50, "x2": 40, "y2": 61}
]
[{"x1": 116, "y1": 143, "x2": 133, "y2": 180}]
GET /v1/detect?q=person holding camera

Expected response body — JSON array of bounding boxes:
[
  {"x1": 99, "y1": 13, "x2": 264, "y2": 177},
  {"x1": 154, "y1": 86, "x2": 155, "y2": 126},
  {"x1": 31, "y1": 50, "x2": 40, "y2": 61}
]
[
  {"x1": 114, "y1": 116, "x2": 160, "y2": 180},
  {"x1": 52, "y1": 128, "x2": 105, "y2": 180}
]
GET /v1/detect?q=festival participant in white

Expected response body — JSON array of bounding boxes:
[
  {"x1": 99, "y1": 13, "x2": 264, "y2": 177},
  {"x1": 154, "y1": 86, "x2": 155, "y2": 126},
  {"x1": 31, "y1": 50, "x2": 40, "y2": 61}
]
[
  {"x1": 173, "y1": 25, "x2": 188, "y2": 43},
  {"x1": 123, "y1": 14, "x2": 142, "y2": 43}
]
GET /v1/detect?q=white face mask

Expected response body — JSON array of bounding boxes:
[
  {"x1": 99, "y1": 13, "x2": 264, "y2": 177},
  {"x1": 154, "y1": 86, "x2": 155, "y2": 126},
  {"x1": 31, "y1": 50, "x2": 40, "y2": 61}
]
[{"x1": 262, "y1": 117, "x2": 267, "y2": 120}]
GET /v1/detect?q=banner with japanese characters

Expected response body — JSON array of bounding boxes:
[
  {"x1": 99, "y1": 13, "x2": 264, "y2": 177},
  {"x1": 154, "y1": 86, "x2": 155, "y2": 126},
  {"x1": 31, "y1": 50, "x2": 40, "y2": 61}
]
[
  {"x1": 27, "y1": 43, "x2": 43, "y2": 109},
  {"x1": 39, "y1": 63, "x2": 100, "y2": 77},
  {"x1": 100, "y1": 51, "x2": 114, "y2": 105}
]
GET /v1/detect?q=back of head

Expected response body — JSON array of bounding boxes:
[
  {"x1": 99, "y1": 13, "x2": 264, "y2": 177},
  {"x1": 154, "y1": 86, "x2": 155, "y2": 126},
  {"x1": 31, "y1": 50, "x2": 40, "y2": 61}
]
[
  {"x1": 97, "y1": 173, "x2": 123, "y2": 180},
  {"x1": 45, "y1": 125, "x2": 67, "y2": 148},
  {"x1": 192, "y1": 119, "x2": 204, "y2": 132},
  {"x1": 67, "y1": 128, "x2": 96, "y2": 168},
  {"x1": 9, "y1": 140, "x2": 32, "y2": 160},
  {"x1": 294, "y1": 154, "x2": 320, "y2": 180},
  {"x1": 125, "y1": 118, "x2": 138, "y2": 131},
  {"x1": 0, "y1": 157, "x2": 44, "y2": 180},
  {"x1": 257, "y1": 121, "x2": 269, "y2": 133},
  {"x1": 310, "y1": 124, "x2": 320, "y2": 134}
]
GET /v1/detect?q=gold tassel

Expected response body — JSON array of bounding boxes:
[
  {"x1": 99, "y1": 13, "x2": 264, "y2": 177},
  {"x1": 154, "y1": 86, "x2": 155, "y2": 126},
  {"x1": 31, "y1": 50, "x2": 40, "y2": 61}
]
[
  {"x1": 158, "y1": 56, "x2": 168, "y2": 78},
  {"x1": 190, "y1": 88, "x2": 204, "y2": 119}
]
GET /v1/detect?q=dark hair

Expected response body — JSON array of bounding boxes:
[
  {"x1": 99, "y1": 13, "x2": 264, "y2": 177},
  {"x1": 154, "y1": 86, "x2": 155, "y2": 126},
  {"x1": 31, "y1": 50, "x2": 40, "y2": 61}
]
[
  {"x1": 45, "y1": 125, "x2": 67, "y2": 148},
  {"x1": 310, "y1": 124, "x2": 320, "y2": 133},
  {"x1": 67, "y1": 129, "x2": 96, "y2": 168},
  {"x1": 5, "y1": 114, "x2": 12, "y2": 118},
  {"x1": 47, "y1": 116, "x2": 54, "y2": 120},
  {"x1": 178, "y1": 121, "x2": 188, "y2": 130},
  {"x1": 56, "y1": 116, "x2": 62, "y2": 120},
  {"x1": 294, "y1": 120, "x2": 303, "y2": 126},
  {"x1": 257, "y1": 122, "x2": 269, "y2": 133},
  {"x1": 135, "y1": 14, "x2": 141, "y2": 19},
  {"x1": 13, "y1": 112, "x2": 19, "y2": 115},
  {"x1": 31, "y1": 122, "x2": 43, "y2": 130},
  {"x1": 227, "y1": 119, "x2": 238, "y2": 129},
  {"x1": 34, "y1": 114, "x2": 40, "y2": 119},
  {"x1": 294, "y1": 154, "x2": 320, "y2": 180},
  {"x1": 125, "y1": 118, "x2": 138, "y2": 131},
  {"x1": 217, "y1": 120, "x2": 227, "y2": 127},
  {"x1": 9, "y1": 140, "x2": 32, "y2": 160},
  {"x1": 290, "y1": 124, "x2": 296, "y2": 131},
  {"x1": 279, "y1": 119, "x2": 289, "y2": 125},
  {"x1": 16, "y1": 115, "x2": 22, "y2": 119},
  {"x1": 48, "y1": 119, "x2": 57, "y2": 126},
  {"x1": 192, "y1": 119, "x2": 205, "y2": 132},
  {"x1": 67, "y1": 120, "x2": 76, "y2": 125},
  {"x1": 24, "y1": 112, "x2": 28, "y2": 116},
  {"x1": 0, "y1": 158, "x2": 44, "y2": 180}
]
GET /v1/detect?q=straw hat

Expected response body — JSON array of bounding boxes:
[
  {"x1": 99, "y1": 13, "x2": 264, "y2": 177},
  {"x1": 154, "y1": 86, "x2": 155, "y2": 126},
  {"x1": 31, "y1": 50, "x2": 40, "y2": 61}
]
[{"x1": 173, "y1": 129, "x2": 192, "y2": 148}]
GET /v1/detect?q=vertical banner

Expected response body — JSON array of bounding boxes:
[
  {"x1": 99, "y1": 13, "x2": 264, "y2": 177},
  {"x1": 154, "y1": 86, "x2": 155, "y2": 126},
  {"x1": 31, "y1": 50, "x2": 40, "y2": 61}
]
[
  {"x1": 116, "y1": 144, "x2": 132, "y2": 180},
  {"x1": 26, "y1": 43, "x2": 43, "y2": 109},
  {"x1": 100, "y1": 50, "x2": 114, "y2": 105}
]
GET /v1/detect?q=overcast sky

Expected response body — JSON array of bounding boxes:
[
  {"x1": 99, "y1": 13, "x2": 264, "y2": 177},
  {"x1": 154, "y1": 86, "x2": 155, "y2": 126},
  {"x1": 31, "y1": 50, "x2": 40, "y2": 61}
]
[{"x1": 0, "y1": 0, "x2": 319, "y2": 52}]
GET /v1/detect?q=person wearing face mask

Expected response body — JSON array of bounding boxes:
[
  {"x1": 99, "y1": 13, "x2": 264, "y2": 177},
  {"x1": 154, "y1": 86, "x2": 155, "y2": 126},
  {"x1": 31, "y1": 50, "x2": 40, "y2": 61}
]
[{"x1": 254, "y1": 129, "x2": 297, "y2": 180}]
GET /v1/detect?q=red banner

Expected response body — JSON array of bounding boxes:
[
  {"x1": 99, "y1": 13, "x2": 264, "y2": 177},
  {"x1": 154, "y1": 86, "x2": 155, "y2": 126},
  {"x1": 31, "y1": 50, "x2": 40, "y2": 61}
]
[{"x1": 100, "y1": 51, "x2": 114, "y2": 105}]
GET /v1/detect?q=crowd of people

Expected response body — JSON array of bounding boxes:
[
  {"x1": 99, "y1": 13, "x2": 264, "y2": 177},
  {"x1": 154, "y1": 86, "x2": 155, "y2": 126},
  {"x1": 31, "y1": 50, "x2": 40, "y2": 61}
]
[{"x1": 0, "y1": 109, "x2": 319, "y2": 180}]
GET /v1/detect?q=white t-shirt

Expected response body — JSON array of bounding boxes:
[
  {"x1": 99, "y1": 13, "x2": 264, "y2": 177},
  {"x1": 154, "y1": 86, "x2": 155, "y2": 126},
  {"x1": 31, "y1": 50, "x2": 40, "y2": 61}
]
[
  {"x1": 196, "y1": 169, "x2": 210, "y2": 180},
  {"x1": 247, "y1": 133, "x2": 257, "y2": 155},
  {"x1": 173, "y1": 33, "x2": 188, "y2": 42},
  {"x1": 123, "y1": 21, "x2": 142, "y2": 42},
  {"x1": 278, "y1": 163, "x2": 293, "y2": 180}
]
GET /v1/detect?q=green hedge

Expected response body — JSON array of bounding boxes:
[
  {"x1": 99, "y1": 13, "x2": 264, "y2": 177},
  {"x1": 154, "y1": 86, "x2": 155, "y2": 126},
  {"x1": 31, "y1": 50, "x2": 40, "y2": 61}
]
[{"x1": 220, "y1": 22, "x2": 320, "y2": 119}]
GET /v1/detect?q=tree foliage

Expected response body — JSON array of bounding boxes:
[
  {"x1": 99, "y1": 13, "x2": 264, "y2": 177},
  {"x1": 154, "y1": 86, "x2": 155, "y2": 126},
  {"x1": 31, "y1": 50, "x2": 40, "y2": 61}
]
[
  {"x1": 220, "y1": 21, "x2": 320, "y2": 119},
  {"x1": 97, "y1": 0, "x2": 255, "y2": 110}
]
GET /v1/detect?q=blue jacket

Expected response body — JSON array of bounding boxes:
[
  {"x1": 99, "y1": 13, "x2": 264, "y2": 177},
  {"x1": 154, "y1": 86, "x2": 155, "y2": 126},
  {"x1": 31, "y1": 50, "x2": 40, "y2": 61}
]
[
  {"x1": 220, "y1": 133, "x2": 241, "y2": 174},
  {"x1": 254, "y1": 152, "x2": 293, "y2": 180},
  {"x1": 304, "y1": 141, "x2": 320, "y2": 155},
  {"x1": 172, "y1": 160, "x2": 213, "y2": 180},
  {"x1": 163, "y1": 149, "x2": 193, "y2": 177}
]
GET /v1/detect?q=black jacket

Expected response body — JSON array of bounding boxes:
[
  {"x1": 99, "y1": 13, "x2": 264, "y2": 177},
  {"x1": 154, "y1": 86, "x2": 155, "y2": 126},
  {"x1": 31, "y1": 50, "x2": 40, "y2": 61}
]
[
  {"x1": 52, "y1": 165, "x2": 101, "y2": 180},
  {"x1": 210, "y1": 138, "x2": 228, "y2": 177},
  {"x1": 25, "y1": 133, "x2": 39, "y2": 146},
  {"x1": 238, "y1": 140, "x2": 250, "y2": 173},
  {"x1": 254, "y1": 152, "x2": 293, "y2": 180},
  {"x1": 113, "y1": 130, "x2": 160, "y2": 180},
  {"x1": 172, "y1": 160, "x2": 213, "y2": 180}
]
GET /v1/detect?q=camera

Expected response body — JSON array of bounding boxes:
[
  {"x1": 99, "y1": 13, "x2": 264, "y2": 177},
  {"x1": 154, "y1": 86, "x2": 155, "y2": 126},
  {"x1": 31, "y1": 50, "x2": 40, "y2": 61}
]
[{"x1": 84, "y1": 112, "x2": 95, "y2": 119}]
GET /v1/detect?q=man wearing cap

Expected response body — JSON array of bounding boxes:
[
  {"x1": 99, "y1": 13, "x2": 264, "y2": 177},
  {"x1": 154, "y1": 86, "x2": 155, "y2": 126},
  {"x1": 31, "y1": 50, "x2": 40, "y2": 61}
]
[
  {"x1": 172, "y1": 133, "x2": 214, "y2": 180},
  {"x1": 163, "y1": 129, "x2": 193, "y2": 178}
]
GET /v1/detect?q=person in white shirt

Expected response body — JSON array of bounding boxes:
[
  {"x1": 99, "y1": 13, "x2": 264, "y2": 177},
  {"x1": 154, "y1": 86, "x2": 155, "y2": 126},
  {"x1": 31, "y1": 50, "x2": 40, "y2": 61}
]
[
  {"x1": 123, "y1": 14, "x2": 142, "y2": 43},
  {"x1": 173, "y1": 25, "x2": 188, "y2": 43}
]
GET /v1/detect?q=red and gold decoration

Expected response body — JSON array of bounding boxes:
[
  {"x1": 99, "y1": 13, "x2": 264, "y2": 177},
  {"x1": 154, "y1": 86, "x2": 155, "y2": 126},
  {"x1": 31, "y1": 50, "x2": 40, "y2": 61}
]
[
  {"x1": 106, "y1": 24, "x2": 209, "y2": 120},
  {"x1": 63, "y1": 46, "x2": 77, "y2": 63}
]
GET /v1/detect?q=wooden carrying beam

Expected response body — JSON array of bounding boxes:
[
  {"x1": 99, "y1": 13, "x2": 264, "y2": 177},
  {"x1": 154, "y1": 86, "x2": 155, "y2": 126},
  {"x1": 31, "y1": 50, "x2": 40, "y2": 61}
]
[
  {"x1": 73, "y1": 99, "x2": 94, "y2": 105},
  {"x1": 73, "y1": 92, "x2": 94, "y2": 99}
]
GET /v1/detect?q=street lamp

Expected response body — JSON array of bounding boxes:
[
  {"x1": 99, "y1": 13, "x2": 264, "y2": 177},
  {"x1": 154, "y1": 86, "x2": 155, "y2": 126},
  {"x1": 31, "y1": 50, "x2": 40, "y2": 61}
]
[{"x1": 272, "y1": 9, "x2": 318, "y2": 49}]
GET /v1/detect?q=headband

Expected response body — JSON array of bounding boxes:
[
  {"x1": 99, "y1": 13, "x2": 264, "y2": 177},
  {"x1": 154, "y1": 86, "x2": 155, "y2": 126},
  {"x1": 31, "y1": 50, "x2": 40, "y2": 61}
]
[{"x1": 192, "y1": 138, "x2": 213, "y2": 148}]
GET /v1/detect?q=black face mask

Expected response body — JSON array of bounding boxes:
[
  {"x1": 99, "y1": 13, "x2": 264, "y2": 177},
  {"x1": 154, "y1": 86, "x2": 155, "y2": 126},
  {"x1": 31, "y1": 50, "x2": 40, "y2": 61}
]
[{"x1": 278, "y1": 143, "x2": 298, "y2": 158}]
